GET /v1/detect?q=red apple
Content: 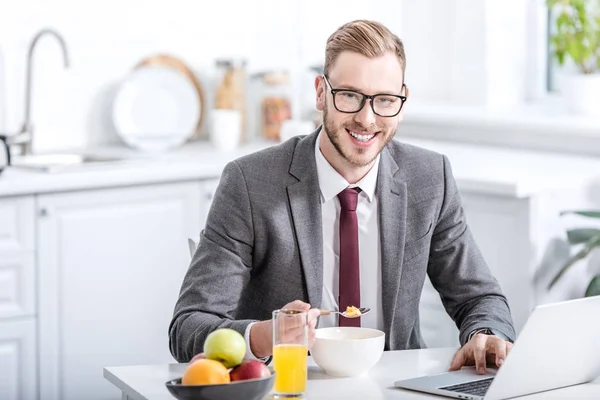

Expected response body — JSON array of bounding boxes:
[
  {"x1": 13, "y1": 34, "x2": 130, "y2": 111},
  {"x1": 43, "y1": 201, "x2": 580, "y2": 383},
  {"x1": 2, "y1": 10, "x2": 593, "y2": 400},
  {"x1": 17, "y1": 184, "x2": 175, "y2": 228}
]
[
  {"x1": 189, "y1": 352, "x2": 206, "y2": 364},
  {"x1": 229, "y1": 360, "x2": 271, "y2": 381}
]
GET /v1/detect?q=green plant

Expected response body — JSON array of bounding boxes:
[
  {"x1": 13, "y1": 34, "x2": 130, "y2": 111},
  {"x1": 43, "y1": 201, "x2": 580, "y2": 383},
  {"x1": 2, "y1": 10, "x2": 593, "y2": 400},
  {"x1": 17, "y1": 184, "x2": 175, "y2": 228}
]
[
  {"x1": 548, "y1": 210, "x2": 600, "y2": 297},
  {"x1": 547, "y1": 0, "x2": 600, "y2": 74}
]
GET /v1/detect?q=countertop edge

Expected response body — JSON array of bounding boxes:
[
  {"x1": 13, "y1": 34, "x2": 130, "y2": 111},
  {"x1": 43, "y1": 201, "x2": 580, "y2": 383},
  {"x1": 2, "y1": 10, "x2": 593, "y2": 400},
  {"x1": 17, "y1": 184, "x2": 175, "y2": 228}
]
[{"x1": 2, "y1": 138, "x2": 595, "y2": 199}]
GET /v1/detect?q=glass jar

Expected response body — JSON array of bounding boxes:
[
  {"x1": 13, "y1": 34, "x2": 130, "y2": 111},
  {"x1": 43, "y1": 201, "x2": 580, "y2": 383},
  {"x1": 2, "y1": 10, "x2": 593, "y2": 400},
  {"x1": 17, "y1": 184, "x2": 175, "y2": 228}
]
[
  {"x1": 214, "y1": 58, "x2": 247, "y2": 139},
  {"x1": 258, "y1": 71, "x2": 292, "y2": 141}
]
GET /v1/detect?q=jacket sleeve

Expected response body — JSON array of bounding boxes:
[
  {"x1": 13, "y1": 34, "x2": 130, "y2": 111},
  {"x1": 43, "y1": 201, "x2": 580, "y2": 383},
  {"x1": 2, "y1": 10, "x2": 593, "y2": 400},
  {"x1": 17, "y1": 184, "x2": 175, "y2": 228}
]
[
  {"x1": 168, "y1": 160, "x2": 257, "y2": 362},
  {"x1": 426, "y1": 154, "x2": 516, "y2": 346}
]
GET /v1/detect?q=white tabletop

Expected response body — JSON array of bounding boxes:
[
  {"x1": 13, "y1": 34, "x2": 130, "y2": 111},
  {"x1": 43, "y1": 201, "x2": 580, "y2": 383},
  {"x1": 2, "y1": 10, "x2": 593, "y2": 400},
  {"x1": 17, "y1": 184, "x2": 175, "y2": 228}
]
[{"x1": 103, "y1": 347, "x2": 600, "y2": 400}]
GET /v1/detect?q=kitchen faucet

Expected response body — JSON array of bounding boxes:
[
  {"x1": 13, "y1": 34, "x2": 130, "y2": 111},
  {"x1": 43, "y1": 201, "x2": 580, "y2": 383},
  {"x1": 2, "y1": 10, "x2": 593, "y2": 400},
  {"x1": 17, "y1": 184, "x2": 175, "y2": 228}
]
[{"x1": 14, "y1": 28, "x2": 70, "y2": 155}]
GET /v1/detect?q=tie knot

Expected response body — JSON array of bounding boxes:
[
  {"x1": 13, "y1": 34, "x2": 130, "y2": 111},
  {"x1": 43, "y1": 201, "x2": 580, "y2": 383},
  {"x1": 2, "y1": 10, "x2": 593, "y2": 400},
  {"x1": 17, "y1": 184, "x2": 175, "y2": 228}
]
[{"x1": 337, "y1": 187, "x2": 361, "y2": 211}]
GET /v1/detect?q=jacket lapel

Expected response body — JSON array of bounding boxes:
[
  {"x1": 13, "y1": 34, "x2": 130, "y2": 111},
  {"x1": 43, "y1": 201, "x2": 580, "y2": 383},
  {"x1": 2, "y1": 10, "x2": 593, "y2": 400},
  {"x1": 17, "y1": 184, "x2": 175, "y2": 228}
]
[
  {"x1": 287, "y1": 131, "x2": 323, "y2": 308},
  {"x1": 377, "y1": 146, "x2": 408, "y2": 348}
]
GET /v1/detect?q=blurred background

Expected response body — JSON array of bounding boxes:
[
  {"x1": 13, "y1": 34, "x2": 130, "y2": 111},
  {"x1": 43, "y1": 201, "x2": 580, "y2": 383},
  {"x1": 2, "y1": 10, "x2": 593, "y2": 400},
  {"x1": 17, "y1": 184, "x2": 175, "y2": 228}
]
[{"x1": 1, "y1": 1, "x2": 599, "y2": 399}]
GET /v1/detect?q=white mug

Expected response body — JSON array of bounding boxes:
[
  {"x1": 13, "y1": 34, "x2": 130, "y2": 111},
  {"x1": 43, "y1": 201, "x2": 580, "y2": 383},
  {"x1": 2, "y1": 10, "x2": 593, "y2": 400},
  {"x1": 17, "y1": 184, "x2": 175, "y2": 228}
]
[{"x1": 210, "y1": 109, "x2": 242, "y2": 152}]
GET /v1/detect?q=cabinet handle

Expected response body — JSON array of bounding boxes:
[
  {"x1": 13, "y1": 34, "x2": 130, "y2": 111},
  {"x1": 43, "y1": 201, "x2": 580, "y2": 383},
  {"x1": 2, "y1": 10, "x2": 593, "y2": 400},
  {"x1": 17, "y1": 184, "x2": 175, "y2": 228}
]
[
  {"x1": 206, "y1": 192, "x2": 213, "y2": 200},
  {"x1": 39, "y1": 208, "x2": 48, "y2": 217}
]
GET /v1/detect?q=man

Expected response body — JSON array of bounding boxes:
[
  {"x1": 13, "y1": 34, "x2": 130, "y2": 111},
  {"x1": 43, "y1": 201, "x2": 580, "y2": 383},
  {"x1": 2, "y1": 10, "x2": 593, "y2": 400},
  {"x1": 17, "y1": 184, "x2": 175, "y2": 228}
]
[{"x1": 169, "y1": 19, "x2": 516, "y2": 375}]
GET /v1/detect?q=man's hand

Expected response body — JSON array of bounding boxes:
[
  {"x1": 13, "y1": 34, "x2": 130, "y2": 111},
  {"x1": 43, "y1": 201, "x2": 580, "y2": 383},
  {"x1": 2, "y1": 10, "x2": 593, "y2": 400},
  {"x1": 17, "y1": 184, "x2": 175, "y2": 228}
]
[
  {"x1": 249, "y1": 300, "x2": 320, "y2": 358},
  {"x1": 449, "y1": 333, "x2": 513, "y2": 375}
]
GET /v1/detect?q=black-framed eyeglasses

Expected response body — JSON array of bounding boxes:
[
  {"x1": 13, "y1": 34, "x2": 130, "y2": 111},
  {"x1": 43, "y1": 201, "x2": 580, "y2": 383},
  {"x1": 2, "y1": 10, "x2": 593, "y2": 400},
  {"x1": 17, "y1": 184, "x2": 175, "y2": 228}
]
[{"x1": 322, "y1": 74, "x2": 407, "y2": 117}]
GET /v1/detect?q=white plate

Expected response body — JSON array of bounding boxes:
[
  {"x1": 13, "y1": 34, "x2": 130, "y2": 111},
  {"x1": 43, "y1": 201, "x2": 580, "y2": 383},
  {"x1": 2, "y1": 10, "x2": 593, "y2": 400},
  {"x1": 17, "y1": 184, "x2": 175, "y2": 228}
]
[{"x1": 112, "y1": 65, "x2": 200, "y2": 152}]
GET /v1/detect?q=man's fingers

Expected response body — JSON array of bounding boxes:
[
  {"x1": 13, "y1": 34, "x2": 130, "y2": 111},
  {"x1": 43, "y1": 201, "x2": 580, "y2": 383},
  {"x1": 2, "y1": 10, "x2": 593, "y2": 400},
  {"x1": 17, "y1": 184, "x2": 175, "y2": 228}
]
[
  {"x1": 283, "y1": 300, "x2": 314, "y2": 324},
  {"x1": 473, "y1": 336, "x2": 487, "y2": 374},
  {"x1": 307, "y1": 328, "x2": 316, "y2": 350},
  {"x1": 277, "y1": 301, "x2": 313, "y2": 332},
  {"x1": 277, "y1": 303, "x2": 320, "y2": 345},
  {"x1": 449, "y1": 334, "x2": 512, "y2": 375},
  {"x1": 449, "y1": 348, "x2": 467, "y2": 371},
  {"x1": 282, "y1": 326, "x2": 307, "y2": 343},
  {"x1": 283, "y1": 300, "x2": 310, "y2": 311},
  {"x1": 307, "y1": 308, "x2": 321, "y2": 323},
  {"x1": 493, "y1": 339, "x2": 507, "y2": 367},
  {"x1": 306, "y1": 308, "x2": 320, "y2": 349},
  {"x1": 506, "y1": 341, "x2": 514, "y2": 353}
]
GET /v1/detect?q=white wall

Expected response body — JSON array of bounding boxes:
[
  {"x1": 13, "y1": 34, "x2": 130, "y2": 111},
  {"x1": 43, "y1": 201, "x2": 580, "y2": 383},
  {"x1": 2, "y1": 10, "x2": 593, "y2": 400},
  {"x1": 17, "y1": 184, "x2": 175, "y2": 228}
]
[
  {"x1": 0, "y1": 0, "x2": 403, "y2": 152},
  {"x1": 0, "y1": 0, "x2": 539, "y2": 153},
  {"x1": 401, "y1": 0, "x2": 536, "y2": 107}
]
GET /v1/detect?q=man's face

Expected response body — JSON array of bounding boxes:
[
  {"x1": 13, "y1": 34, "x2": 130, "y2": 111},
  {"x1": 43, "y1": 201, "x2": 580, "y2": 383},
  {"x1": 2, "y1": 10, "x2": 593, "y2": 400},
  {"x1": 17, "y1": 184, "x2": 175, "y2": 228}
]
[{"x1": 316, "y1": 51, "x2": 407, "y2": 168}]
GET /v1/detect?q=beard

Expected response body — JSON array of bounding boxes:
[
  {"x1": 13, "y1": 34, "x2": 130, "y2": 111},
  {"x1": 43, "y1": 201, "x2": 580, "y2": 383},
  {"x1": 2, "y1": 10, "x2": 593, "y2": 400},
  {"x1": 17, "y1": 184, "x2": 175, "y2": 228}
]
[{"x1": 322, "y1": 102, "x2": 396, "y2": 168}]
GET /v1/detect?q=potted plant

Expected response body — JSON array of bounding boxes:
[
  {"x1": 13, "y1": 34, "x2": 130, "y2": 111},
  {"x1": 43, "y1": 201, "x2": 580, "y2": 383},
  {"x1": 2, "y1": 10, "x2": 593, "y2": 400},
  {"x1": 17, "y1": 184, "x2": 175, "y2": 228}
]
[
  {"x1": 548, "y1": 210, "x2": 600, "y2": 297},
  {"x1": 547, "y1": 0, "x2": 600, "y2": 116}
]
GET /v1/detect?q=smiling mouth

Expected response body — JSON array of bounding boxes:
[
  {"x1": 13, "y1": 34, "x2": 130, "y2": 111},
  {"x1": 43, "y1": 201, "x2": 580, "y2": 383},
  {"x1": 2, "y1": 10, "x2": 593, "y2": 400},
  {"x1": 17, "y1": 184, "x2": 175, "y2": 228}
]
[{"x1": 346, "y1": 129, "x2": 379, "y2": 143}]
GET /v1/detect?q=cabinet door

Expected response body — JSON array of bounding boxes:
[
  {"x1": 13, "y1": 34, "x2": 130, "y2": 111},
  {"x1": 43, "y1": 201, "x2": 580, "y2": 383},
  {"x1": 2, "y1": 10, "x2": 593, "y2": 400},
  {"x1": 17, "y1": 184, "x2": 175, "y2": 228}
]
[
  {"x1": 0, "y1": 196, "x2": 35, "y2": 253},
  {"x1": 37, "y1": 181, "x2": 202, "y2": 400},
  {"x1": 0, "y1": 318, "x2": 37, "y2": 400},
  {"x1": 0, "y1": 253, "x2": 35, "y2": 319}
]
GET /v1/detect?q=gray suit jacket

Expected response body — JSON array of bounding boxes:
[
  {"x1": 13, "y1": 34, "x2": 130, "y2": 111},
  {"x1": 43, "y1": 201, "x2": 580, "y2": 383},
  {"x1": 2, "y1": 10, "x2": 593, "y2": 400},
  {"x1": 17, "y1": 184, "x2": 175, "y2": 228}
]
[{"x1": 169, "y1": 129, "x2": 516, "y2": 362}]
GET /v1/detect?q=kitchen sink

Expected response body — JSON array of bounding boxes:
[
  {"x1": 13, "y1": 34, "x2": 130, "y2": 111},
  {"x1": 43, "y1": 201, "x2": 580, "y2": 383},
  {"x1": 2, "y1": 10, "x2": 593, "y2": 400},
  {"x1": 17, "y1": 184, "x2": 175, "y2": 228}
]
[{"x1": 10, "y1": 153, "x2": 132, "y2": 173}]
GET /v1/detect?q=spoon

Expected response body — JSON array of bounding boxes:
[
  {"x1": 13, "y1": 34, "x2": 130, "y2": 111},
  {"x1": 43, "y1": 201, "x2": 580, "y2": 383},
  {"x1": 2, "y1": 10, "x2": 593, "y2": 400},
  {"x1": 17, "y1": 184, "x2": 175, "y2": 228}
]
[{"x1": 319, "y1": 307, "x2": 370, "y2": 318}]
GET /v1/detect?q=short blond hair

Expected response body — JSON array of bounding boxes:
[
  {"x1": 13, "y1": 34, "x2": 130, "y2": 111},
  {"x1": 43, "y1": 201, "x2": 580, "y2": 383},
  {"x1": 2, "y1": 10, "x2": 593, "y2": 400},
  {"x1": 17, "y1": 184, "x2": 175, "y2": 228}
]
[{"x1": 324, "y1": 20, "x2": 406, "y2": 77}]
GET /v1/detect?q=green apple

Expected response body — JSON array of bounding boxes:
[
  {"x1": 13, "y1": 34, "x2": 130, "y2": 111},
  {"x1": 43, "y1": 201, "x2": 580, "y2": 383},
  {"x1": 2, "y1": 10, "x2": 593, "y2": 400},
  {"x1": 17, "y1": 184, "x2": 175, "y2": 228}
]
[{"x1": 203, "y1": 328, "x2": 246, "y2": 368}]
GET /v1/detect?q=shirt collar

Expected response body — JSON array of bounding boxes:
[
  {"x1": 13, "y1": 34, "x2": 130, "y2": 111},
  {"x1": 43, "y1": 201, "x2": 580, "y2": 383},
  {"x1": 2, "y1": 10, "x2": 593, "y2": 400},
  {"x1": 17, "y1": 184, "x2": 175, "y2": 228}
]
[{"x1": 314, "y1": 130, "x2": 380, "y2": 203}]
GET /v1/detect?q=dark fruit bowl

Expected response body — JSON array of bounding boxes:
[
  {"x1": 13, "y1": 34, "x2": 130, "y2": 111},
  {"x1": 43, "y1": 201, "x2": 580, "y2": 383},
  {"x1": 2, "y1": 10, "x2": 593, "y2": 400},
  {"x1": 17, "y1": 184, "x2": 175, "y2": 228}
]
[{"x1": 165, "y1": 374, "x2": 275, "y2": 400}]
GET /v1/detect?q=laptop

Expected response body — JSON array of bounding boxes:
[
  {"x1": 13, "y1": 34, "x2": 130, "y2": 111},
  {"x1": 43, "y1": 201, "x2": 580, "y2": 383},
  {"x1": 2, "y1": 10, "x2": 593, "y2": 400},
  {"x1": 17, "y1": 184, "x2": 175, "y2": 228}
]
[{"x1": 394, "y1": 296, "x2": 600, "y2": 400}]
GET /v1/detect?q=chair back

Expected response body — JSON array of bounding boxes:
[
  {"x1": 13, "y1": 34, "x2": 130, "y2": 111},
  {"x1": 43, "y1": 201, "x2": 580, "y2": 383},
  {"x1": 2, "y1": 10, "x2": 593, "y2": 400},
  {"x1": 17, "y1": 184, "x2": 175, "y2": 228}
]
[{"x1": 188, "y1": 238, "x2": 197, "y2": 259}]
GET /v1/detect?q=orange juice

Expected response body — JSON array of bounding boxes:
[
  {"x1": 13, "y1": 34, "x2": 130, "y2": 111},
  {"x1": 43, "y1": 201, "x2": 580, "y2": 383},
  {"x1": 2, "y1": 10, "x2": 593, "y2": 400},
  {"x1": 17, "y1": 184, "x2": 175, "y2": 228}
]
[{"x1": 273, "y1": 344, "x2": 307, "y2": 394}]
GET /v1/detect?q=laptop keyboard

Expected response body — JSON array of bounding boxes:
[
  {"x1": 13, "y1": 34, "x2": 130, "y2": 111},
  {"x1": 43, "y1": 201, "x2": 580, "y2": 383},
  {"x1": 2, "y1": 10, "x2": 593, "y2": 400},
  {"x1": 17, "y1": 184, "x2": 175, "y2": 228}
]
[{"x1": 439, "y1": 377, "x2": 494, "y2": 397}]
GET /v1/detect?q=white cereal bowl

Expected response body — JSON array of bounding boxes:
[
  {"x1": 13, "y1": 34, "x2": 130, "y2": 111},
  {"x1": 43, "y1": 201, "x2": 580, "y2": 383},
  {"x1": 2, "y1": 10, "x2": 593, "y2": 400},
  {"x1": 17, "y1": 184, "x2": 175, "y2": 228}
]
[{"x1": 310, "y1": 327, "x2": 385, "y2": 377}]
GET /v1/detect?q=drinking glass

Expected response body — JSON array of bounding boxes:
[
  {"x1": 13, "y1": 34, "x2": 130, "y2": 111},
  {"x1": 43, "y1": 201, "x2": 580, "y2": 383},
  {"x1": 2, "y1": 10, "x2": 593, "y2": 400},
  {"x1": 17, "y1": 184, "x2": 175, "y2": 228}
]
[{"x1": 272, "y1": 308, "x2": 308, "y2": 399}]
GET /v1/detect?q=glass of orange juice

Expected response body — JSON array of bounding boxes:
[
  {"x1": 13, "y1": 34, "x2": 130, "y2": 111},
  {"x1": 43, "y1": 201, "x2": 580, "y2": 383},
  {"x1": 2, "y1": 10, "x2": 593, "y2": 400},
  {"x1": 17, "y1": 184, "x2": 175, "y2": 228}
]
[{"x1": 272, "y1": 308, "x2": 308, "y2": 399}]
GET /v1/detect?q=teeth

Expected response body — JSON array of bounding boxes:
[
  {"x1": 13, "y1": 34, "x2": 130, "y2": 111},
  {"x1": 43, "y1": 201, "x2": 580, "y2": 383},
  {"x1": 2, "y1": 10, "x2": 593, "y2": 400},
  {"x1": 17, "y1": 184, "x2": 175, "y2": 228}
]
[{"x1": 349, "y1": 131, "x2": 375, "y2": 142}]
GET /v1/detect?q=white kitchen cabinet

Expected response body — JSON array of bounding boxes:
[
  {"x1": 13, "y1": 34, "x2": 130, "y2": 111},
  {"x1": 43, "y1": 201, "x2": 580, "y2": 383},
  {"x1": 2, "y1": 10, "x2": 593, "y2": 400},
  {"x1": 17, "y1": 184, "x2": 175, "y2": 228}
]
[
  {"x1": 0, "y1": 318, "x2": 37, "y2": 400},
  {"x1": 0, "y1": 196, "x2": 35, "y2": 254},
  {"x1": 0, "y1": 253, "x2": 36, "y2": 319},
  {"x1": 0, "y1": 196, "x2": 37, "y2": 400},
  {"x1": 36, "y1": 181, "x2": 203, "y2": 400},
  {"x1": 0, "y1": 193, "x2": 36, "y2": 321}
]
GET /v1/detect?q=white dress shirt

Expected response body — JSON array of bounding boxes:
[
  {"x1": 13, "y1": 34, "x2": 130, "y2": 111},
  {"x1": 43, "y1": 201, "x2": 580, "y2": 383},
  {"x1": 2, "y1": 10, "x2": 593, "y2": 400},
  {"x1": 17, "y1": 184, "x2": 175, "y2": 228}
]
[
  {"x1": 244, "y1": 131, "x2": 384, "y2": 359},
  {"x1": 314, "y1": 132, "x2": 383, "y2": 330}
]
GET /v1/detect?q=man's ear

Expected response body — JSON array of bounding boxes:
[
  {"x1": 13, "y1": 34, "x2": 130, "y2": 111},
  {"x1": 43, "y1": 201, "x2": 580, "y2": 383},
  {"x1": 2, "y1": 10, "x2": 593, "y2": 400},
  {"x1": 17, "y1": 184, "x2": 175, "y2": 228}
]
[
  {"x1": 397, "y1": 84, "x2": 410, "y2": 123},
  {"x1": 315, "y1": 75, "x2": 325, "y2": 111}
]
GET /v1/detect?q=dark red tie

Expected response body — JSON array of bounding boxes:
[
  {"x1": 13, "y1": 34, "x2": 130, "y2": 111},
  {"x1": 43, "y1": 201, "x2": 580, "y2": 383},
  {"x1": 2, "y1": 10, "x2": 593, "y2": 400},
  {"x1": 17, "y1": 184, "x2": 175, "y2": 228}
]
[{"x1": 337, "y1": 187, "x2": 361, "y2": 327}]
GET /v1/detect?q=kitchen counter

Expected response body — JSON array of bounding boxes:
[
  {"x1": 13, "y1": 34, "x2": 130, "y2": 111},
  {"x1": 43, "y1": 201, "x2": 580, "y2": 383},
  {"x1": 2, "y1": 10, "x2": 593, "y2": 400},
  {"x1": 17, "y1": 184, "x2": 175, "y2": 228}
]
[
  {"x1": 0, "y1": 140, "x2": 271, "y2": 197},
  {"x1": 1, "y1": 136, "x2": 599, "y2": 198},
  {"x1": 402, "y1": 137, "x2": 600, "y2": 198}
]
